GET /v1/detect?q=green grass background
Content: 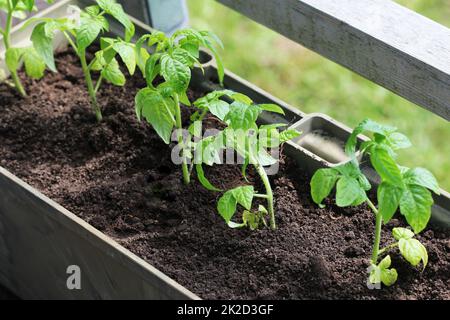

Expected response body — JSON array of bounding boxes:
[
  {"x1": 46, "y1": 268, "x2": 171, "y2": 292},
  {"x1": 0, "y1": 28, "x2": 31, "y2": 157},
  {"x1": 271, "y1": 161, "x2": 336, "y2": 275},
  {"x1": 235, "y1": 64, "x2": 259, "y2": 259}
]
[{"x1": 187, "y1": 0, "x2": 450, "y2": 190}]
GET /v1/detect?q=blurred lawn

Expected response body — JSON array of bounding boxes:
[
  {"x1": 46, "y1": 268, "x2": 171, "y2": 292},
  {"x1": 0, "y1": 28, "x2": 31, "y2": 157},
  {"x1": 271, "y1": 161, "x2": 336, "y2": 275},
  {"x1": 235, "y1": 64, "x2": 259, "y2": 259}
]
[{"x1": 187, "y1": 0, "x2": 450, "y2": 190}]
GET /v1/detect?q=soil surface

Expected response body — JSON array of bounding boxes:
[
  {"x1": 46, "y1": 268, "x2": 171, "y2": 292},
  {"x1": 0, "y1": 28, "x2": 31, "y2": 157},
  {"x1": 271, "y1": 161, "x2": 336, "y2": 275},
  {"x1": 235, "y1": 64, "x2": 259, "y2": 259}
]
[{"x1": 0, "y1": 48, "x2": 449, "y2": 300}]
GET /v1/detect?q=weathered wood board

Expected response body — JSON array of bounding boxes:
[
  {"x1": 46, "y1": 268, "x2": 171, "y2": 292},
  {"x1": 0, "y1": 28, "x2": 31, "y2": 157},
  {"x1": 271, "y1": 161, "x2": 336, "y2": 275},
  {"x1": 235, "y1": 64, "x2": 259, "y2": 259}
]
[
  {"x1": 217, "y1": 0, "x2": 450, "y2": 121},
  {"x1": 0, "y1": 167, "x2": 199, "y2": 300}
]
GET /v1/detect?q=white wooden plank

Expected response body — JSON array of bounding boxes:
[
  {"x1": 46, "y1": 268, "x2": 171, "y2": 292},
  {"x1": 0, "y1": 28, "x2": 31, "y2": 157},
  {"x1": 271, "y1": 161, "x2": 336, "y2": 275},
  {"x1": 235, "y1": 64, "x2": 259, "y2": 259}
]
[{"x1": 217, "y1": 0, "x2": 450, "y2": 120}]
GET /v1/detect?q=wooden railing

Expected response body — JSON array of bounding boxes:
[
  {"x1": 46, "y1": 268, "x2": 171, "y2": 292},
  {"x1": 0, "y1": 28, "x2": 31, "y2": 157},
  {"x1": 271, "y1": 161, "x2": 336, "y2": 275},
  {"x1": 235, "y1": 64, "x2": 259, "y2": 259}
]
[{"x1": 217, "y1": 0, "x2": 450, "y2": 121}]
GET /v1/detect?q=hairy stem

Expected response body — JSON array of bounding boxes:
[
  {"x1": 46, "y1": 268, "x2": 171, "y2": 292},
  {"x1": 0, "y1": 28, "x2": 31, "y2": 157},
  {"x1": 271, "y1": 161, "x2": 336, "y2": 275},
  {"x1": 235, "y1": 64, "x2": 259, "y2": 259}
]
[
  {"x1": 255, "y1": 163, "x2": 275, "y2": 230},
  {"x1": 174, "y1": 93, "x2": 190, "y2": 184},
  {"x1": 367, "y1": 199, "x2": 382, "y2": 264},
  {"x1": 4, "y1": 5, "x2": 26, "y2": 97},
  {"x1": 79, "y1": 50, "x2": 102, "y2": 122}
]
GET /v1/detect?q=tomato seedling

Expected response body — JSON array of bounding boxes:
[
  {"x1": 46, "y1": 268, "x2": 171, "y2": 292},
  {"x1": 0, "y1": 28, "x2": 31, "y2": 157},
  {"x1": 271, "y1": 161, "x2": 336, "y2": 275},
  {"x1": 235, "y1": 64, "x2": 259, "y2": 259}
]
[
  {"x1": 134, "y1": 28, "x2": 224, "y2": 184},
  {"x1": 0, "y1": 0, "x2": 53, "y2": 97},
  {"x1": 191, "y1": 90, "x2": 300, "y2": 230},
  {"x1": 30, "y1": 0, "x2": 135, "y2": 121},
  {"x1": 310, "y1": 119, "x2": 439, "y2": 286}
]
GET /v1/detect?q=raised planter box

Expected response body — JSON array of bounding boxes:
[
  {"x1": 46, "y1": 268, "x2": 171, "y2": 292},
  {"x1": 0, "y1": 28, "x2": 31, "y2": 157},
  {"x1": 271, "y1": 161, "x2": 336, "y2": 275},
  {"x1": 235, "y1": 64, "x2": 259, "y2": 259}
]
[{"x1": 0, "y1": 0, "x2": 449, "y2": 300}]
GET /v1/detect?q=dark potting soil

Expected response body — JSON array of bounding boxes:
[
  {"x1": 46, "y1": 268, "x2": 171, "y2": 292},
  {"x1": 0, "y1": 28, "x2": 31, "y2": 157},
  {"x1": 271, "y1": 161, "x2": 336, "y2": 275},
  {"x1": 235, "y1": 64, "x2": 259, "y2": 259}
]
[{"x1": 0, "y1": 48, "x2": 449, "y2": 300}]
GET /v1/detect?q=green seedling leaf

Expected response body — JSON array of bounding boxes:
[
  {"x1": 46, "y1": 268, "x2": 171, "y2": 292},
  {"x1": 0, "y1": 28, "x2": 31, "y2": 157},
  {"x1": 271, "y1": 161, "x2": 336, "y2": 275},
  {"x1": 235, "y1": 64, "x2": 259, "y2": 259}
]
[
  {"x1": 208, "y1": 99, "x2": 230, "y2": 121},
  {"x1": 135, "y1": 88, "x2": 175, "y2": 144},
  {"x1": 76, "y1": 11, "x2": 107, "y2": 50},
  {"x1": 22, "y1": 47, "x2": 46, "y2": 79},
  {"x1": 160, "y1": 53, "x2": 191, "y2": 93},
  {"x1": 97, "y1": 0, "x2": 134, "y2": 41},
  {"x1": 5, "y1": 47, "x2": 24, "y2": 72},
  {"x1": 370, "y1": 146, "x2": 403, "y2": 186},
  {"x1": 112, "y1": 41, "x2": 136, "y2": 75},
  {"x1": 398, "y1": 238, "x2": 428, "y2": 269},
  {"x1": 217, "y1": 191, "x2": 237, "y2": 223},
  {"x1": 369, "y1": 255, "x2": 398, "y2": 287},
  {"x1": 392, "y1": 227, "x2": 414, "y2": 240},
  {"x1": 101, "y1": 58, "x2": 125, "y2": 86},
  {"x1": 387, "y1": 132, "x2": 411, "y2": 150},
  {"x1": 224, "y1": 101, "x2": 261, "y2": 131},
  {"x1": 336, "y1": 176, "x2": 366, "y2": 207},
  {"x1": 144, "y1": 53, "x2": 161, "y2": 85},
  {"x1": 403, "y1": 167, "x2": 440, "y2": 195},
  {"x1": 31, "y1": 22, "x2": 56, "y2": 72},
  {"x1": 231, "y1": 186, "x2": 254, "y2": 211},
  {"x1": 229, "y1": 92, "x2": 253, "y2": 105},
  {"x1": 279, "y1": 129, "x2": 301, "y2": 144},
  {"x1": 196, "y1": 164, "x2": 221, "y2": 192},
  {"x1": 259, "y1": 103, "x2": 285, "y2": 115},
  {"x1": 310, "y1": 168, "x2": 339, "y2": 207},
  {"x1": 242, "y1": 211, "x2": 259, "y2": 230},
  {"x1": 377, "y1": 182, "x2": 403, "y2": 223},
  {"x1": 399, "y1": 184, "x2": 433, "y2": 234}
]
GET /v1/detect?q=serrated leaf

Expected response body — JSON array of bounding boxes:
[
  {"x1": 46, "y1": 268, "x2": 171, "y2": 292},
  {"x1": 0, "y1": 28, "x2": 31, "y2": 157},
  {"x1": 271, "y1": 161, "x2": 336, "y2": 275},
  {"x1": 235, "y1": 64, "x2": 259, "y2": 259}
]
[
  {"x1": 31, "y1": 22, "x2": 56, "y2": 72},
  {"x1": 195, "y1": 136, "x2": 222, "y2": 166},
  {"x1": 398, "y1": 238, "x2": 428, "y2": 269},
  {"x1": 335, "y1": 160, "x2": 361, "y2": 178},
  {"x1": 310, "y1": 168, "x2": 339, "y2": 207},
  {"x1": 230, "y1": 92, "x2": 253, "y2": 105},
  {"x1": 399, "y1": 184, "x2": 433, "y2": 233},
  {"x1": 5, "y1": 47, "x2": 24, "y2": 72},
  {"x1": 101, "y1": 58, "x2": 125, "y2": 86},
  {"x1": 403, "y1": 167, "x2": 440, "y2": 195},
  {"x1": 196, "y1": 164, "x2": 221, "y2": 192},
  {"x1": 259, "y1": 103, "x2": 285, "y2": 115},
  {"x1": 160, "y1": 54, "x2": 191, "y2": 93},
  {"x1": 113, "y1": 41, "x2": 136, "y2": 75},
  {"x1": 224, "y1": 101, "x2": 261, "y2": 131},
  {"x1": 20, "y1": 0, "x2": 34, "y2": 11},
  {"x1": 135, "y1": 88, "x2": 175, "y2": 144},
  {"x1": 172, "y1": 47, "x2": 197, "y2": 67},
  {"x1": 357, "y1": 174, "x2": 372, "y2": 191},
  {"x1": 259, "y1": 128, "x2": 280, "y2": 148},
  {"x1": 76, "y1": 12, "x2": 105, "y2": 50},
  {"x1": 346, "y1": 118, "x2": 396, "y2": 156},
  {"x1": 392, "y1": 227, "x2": 415, "y2": 240},
  {"x1": 231, "y1": 186, "x2": 254, "y2": 211},
  {"x1": 22, "y1": 47, "x2": 45, "y2": 79},
  {"x1": 369, "y1": 255, "x2": 398, "y2": 287},
  {"x1": 179, "y1": 91, "x2": 191, "y2": 106},
  {"x1": 378, "y1": 182, "x2": 403, "y2": 223},
  {"x1": 370, "y1": 146, "x2": 403, "y2": 186},
  {"x1": 208, "y1": 99, "x2": 230, "y2": 121},
  {"x1": 387, "y1": 132, "x2": 411, "y2": 150},
  {"x1": 85, "y1": 5, "x2": 100, "y2": 15},
  {"x1": 97, "y1": 0, "x2": 134, "y2": 41},
  {"x1": 336, "y1": 176, "x2": 365, "y2": 207},
  {"x1": 203, "y1": 37, "x2": 224, "y2": 85},
  {"x1": 279, "y1": 129, "x2": 301, "y2": 143},
  {"x1": 217, "y1": 191, "x2": 237, "y2": 223}
]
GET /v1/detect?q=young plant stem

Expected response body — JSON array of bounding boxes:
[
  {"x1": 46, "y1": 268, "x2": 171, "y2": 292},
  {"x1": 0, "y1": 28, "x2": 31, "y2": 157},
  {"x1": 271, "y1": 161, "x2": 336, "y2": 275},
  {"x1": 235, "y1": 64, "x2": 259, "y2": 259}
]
[
  {"x1": 3, "y1": 5, "x2": 26, "y2": 97},
  {"x1": 367, "y1": 199, "x2": 382, "y2": 265},
  {"x1": 174, "y1": 93, "x2": 190, "y2": 184},
  {"x1": 79, "y1": 50, "x2": 102, "y2": 122},
  {"x1": 379, "y1": 243, "x2": 398, "y2": 255},
  {"x1": 254, "y1": 162, "x2": 275, "y2": 230},
  {"x1": 254, "y1": 194, "x2": 269, "y2": 199}
]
